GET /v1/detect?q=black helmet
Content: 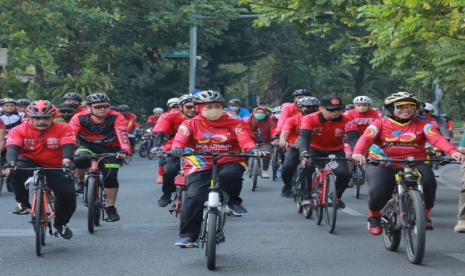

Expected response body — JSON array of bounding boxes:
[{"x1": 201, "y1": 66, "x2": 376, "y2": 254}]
[
  {"x1": 85, "y1": 92, "x2": 110, "y2": 105},
  {"x1": 58, "y1": 103, "x2": 77, "y2": 112},
  {"x1": 16, "y1": 99, "x2": 31, "y2": 106},
  {"x1": 117, "y1": 104, "x2": 129, "y2": 111},
  {"x1": 292, "y1": 89, "x2": 311, "y2": 97},
  {"x1": 194, "y1": 90, "x2": 225, "y2": 104},
  {"x1": 63, "y1": 92, "x2": 82, "y2": 102},
  {"x1": 178, "y1": 94, "x2": 196, "y2": 106}
]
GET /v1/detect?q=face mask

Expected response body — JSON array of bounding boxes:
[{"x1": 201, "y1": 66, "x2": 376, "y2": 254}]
[
  {"x1": 254, "y1": 113, "x2": 266, "y2": 120},
  {"x1": 230, "y1": 106, "x2": 239, "y2": 111},
  {"x1": 202, "y1": 108, "x2": 223, "y2": 121},
  {"x1": 355, "y1": 106, "x2": 369, "y2": 113}
]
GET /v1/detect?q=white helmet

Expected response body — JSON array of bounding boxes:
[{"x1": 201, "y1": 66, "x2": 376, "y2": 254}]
[
  {"x1": 353, "y1": 96, "x2": 372, "y2": 104},
  {"x1": 424, "y1": 103, "x2": 434, "y2": 112},
  {"x1": 153, "y1": 107, "x2": 164, "y2": 113},
  {"x1": 167, "y1": 98, "x2": 179, "y2": 107}
]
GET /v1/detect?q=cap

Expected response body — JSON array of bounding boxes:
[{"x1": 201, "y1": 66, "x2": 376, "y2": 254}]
[{"x1": 320, "y1": 95, "x2": 344, "y2": 110}]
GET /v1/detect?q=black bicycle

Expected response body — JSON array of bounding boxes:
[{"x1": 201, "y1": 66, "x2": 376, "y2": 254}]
[
  {"x1": 350, "y1": 164, "x2": 365, "y2": 199},
  {"x1": 270, "y1": 145, "x2": 282, "y2": 181}
]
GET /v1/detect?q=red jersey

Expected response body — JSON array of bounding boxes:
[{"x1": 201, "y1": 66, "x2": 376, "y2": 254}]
[
  {"x1": 282, "y1": 113, "x2": 303, "y2": 144},
  {"x1": 7, "y1": 121, "x2": 76, "y2": 167},
  {"x1": 172, "y1": 114, "x2": 256, "y2": 175},
  {"x1": 344, "y1": 109, "x2": 382, "y2": 135},
  {"x1": 300, "y1": 112, "x2": 357, "y2": 151},
  {"x1": 152, "y1": 111, "x2": 184, "y2": 151},
  {"x1": 353, "y1": 117, "x2": 458, "y2": 168},
  {"x1": 275, "y1": 102, "x2": 299, "y2": 134},
  {"x1": 124, "y1": 112, "x2": 139, "y2": 132},
  {"x1": 147, "y1": 115, "x2": 160, "y2": 128},
  {"x1": 247, "y1": 112, "x2": 276, "y2": 143},
  {"x1": 69, "y1": 109, "x2": 131, "y2": 153}
]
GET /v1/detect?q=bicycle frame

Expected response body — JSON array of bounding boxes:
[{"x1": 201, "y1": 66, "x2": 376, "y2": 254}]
[{"x1": 30, "y1": 169, "x2": 56, "y2": 231}]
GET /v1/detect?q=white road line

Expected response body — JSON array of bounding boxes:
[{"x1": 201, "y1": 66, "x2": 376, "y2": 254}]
[
  {"x1": 342, "y1": 207, "x2": 364, "y2": 216},
  {"x1": 447, "y1": 253, "x2": 465, "y2": 263}
]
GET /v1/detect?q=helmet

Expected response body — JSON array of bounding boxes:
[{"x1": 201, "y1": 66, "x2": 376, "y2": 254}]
[
  {"x1": 63, "y1": 92, "x2": 82, "y2": 102},
  {"x1": 424, "y1": 103, "x2": 434, "y2": 112},
  {"x1": 384, "y1": 91, "x2": 419, "y2": 106},
  {"x1": 16, "y1": 99, "x2": 31, "y2": 106},
  {"x1": 353, "y1": 96, "x2": 372, "y2": 104},
  {"x1": 58, "y1": 103, "x2": 77, "y2": 112},
  {"x1": 178, "y1": 94, "x2": 196, "y2": 106},
  {"x1": 153, "y1": 107, "x2": 164, "y2": 113},
  {"x1": 228, "y1": 99, "x2": 241, "y2": 105},
  {"x1": 297, "y1": 96, "x2": 320, "y2": 107},
  {"x1": 345, "y1": 104, "x2": 354, "y2": 110},
  {"x1": 292, "y1": 89, "x2": 311, "y2": 97},
  {"x1": 85, "y1": 92, "x2": 110, "y2": 105},
  {"x1": 167, "y1": 98, "x2": 179, "y2": 107},
  {"x1": 271, "y1": 106, "x2": 282, "y2": 114},
  {"x1": 117, "y1": 104, "x2": 129, "y2": 111},
  {"x1": 194, "y1": 90, "x2": 225, "y2": 104},
  {"x1": 27, "y1": 100, "x2": 56, "y2": 118},
  {"x1": 0, "y1": 98, "x2": 16, "y2": 105}
]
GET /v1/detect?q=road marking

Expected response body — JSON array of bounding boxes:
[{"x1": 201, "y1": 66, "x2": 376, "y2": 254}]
[
  {"x1": 447, "y1": 253, "x2": 465, "y2": 263},
  {"x1": 342, "y1": 207, "x2": 363, "y2": 216}
]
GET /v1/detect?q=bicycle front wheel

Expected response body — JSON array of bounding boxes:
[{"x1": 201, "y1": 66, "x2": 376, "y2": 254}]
[
  {"x1": 33, "y1": 190, "x2": 43, "y2": 257},
  {"x1": 206, "y1": 212, "x2": 218, "y2": 270},
  {"x1": 87, "y1": 177, "x2": 98, "y2": 233},
  {"x1": 251, "y1": 158, "x2": 260, "y2": 192},
  {"x1": 324, "y1": 175, "x2": 338, "y2": 233},
  {"x1": 0, "y1": 175, "x2": 4, "y2": 195},
  {"x1": 403, "y1": 190, "x2": 426, "y2": 264},
  {"x1": 139, "y1": 141, "x2": 147, "y2": 158},
  {"x1": 271, "y1": 147, "x2": 279, "y2": 181}
]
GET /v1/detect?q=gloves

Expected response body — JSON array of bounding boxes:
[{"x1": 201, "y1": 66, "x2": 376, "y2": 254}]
[{"x1": 150, "y1": 147, "x2": 163, "y2": 154}]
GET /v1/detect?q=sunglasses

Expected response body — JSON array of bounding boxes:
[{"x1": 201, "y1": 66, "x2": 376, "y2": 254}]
[
  {"x1": 92, "y1": 104, "x2": 110, "y2": 110},
  {"x1": 325, "y1": 108, "x2": 344, "y2": 112},
  {"x1": 184, "y1": 105, "x2": 195, "y2": 109},
  {"x1": 394, "y1": 104, "x2": 416, "y2": 110}
]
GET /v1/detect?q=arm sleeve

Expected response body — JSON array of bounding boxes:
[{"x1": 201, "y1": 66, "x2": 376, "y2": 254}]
[
  {"x1": 353, "y1": 120, "x2": 382, "y2": 154},
  {"x1": 299, "y1": 129, "x2": 312, "y2": 153},
  {"x1": 152, "y1": 113, "x2": 171, "y2": 133},
  {"x1": 6, "y1": 145, "x2": 20, "y2": 163},
  {"x1": 235, "y1": 121, "x2": 256, "y2": 151},
  {"x1": 114, "y1": 115, "x2": 131, "y2": 152},
  {"x1": 62, "y1": 144, "x2": 75, "y2": 160},
  {"x1": 424, "y1": 123, "x2": 458, "y2": 155},
  {"x1": 275, "y1": 105, "x2": 291, "y2": 134},
  {"x1": 172, "y1": 123, "x2": 191, "y2": 149}
]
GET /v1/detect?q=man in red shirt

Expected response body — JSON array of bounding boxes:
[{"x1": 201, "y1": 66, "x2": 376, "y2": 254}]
[
  {"x1": 4, "y1": 100, "x2": 76, "y2": 239},
  {"x1": 117, "y1": 104, "x2": 140, "y2": 152},
  {"x1": 147, "y1": 107, "x2": 164, "y2": 128},
  {"x1": 62, "y1": 92, "x2": 87, "y2": 113},
  {"x1": 70, "y1": 93, "x2": 130, "y2": 222},
  {"x1": 152, "y1": 95, "x2": 197, "y2": 207},
  {"x1": 299, "y1": 95, "x2": 360, "y2": 208}
]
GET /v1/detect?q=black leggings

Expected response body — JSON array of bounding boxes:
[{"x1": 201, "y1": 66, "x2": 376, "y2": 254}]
[
  {"x1": 12, "y1": 157, "x2": 76, "y2": 226},
  {"x1": 180, "y1": 162, "x2": 245, "y2": 240},
  {"x1": 162, "y1": 155, "x2": 180, "y2": 194},
  {"x1": 366, "y1": 163, "x2": 437, "y2": 212},
  {"x1": 282, "y1": 148, "x2": 299, "y2": 187}
]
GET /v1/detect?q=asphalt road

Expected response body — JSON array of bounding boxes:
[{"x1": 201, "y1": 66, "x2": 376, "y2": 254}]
[{"x1": 1, "y1": 157, "x2": 465, "y2": 275}]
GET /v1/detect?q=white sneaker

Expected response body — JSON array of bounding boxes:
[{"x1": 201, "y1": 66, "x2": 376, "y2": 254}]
[
  {"x1": 454, "y1": 220, "x2": 465, "y2": 233},
  {"x1": 261, "y1": 171, "x2": 270, "y2": 178}
]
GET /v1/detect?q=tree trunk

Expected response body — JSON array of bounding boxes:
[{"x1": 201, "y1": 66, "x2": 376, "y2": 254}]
[{"x1": 354, "y1": 50, "x2": 367, "y2": 97}]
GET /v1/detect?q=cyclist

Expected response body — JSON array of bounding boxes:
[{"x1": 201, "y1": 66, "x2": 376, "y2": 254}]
[
  {"x1": 442, "y1": 114, "x2": 454, "y2": 139},
  {"x1": 171, "y1": 90, "x2": 265, "y2": 247},
  {"x1": 54, "y1": 103, "x2": 77, "y2": 124},
  {"x1": 167, "y1": 98, "x2": 179, "y2": 113},
  {"x1": 152, "y1": 94, "x2": 197, "y2": 207},
  {"x1": 271, "y1": 105, "x2": 282, "y2": 123},
  {"x1": 352, "y1": 92, "x2": 464, "y2": 235},
  {"x1": 299, "y1": 95, "x2": 359, "y2": 208},
  {"x1": 62, "y1": 92, "x2": 86, "y2": 113},
  {"x1": 147, "y1": 107, "x2": 164, "y2": 128},
  {"x1": 345, "y1": 104, "x2": 354, "y2": 111},
  {"x1": 0, "y1": 98, "x2": 25, "y2": 133},
  {"x1": 3, "y1": 100, "x2": 76, "y2": 239},
  {"x1": 274, "y1": 89, "x2": 312, "y2": 136},
  {"x1": 225, "y1": 99, "x2": 250, "y2": 121},
  {"x1": 117, "y1": 104, "x2": 139, "y2": 152},
  {"x1": 279, "y1": 96, "x2": 320, "y2": 197},
  {"x1": 420, "y1": 102, "x2": 439, "y2": 129},
  {"x1": 15, "y1": 99, "x2": 31, "y2": 113},
  {"x1": 247, "y1": 106, "x2": 276, "y2": 178},
  {"x1": 69, "y1": 92, "x2": 130, "y2": 222}
]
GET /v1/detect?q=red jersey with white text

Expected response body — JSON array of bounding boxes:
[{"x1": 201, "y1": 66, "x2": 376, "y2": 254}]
[
  {"x1": 344, "y1": 108, "x2": 382, "y2": 135},
  {"x1": 300, "y1": 112, "x2": 357, "y2": 151},
  {"x1": 7, "y1": 121, "x2": 76, "y2": 167},
  {"x1": 152, "y1": 111, "x2": 184, "y2": 151},
  {"x1": 275, "y1": 102, "x2": 299, "y2": 134},
  {"x1": 172, "y1": 114, "x2": 256, "y2": 175},
  {"x1": 282, "y1": 113, "x2": 303, "y2": 144},
  {"x1": 69, "y1": 109, "x2": 131, "y2": 153},
  {"x1": 353, "y1": 117, "x2": 458, "y2": 168}
]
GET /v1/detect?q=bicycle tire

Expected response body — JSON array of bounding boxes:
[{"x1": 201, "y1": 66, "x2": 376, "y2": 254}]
[
  {"x1": 354, "y1": 167, "x2": 362, "y2": 199},
  {"x1": 87, "y1": 177, "x2": 97, "y2": 233},
  {"x1": 0, "y1": 175, "x2": 4, "y2": 195},
  {"x1": 271, "y1": 147, "x2": 279, "y2": 181},
  {"x1": 179, "y1": 190, "x2": 186, "y2": 224},
  {"x1": 139, "y1": 141, "x2": 147, "y2": 158},
  {"x1": 324, "y1": 175, "x2": 338, "y2": 233},
  {"x1": 251, "y1": 158, "x2": 259, "y2": 192},
  {"x1": 403, "y1": 190, "x2": 426, "y2": 264},
  {"x1": 206, "y1": 212, "x2": 218, "y2": 270},
  {"x1": 384, "y1": 226, "x2": 401, "y2": 252},
  {"x1": 34, "y1": 189, "x2": 43, "y2": 257},
  {"x1": 95, "y1": 183, "x2": 103, "y2": 227}
]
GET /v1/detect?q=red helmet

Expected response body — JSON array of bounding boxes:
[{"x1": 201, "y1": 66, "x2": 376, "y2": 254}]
[{"x1": 27, "y1": 100, "x2": 56, "y2": 118}]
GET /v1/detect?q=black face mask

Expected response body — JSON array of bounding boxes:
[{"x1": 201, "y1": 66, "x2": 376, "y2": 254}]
[
  {"x1": 61, "y1": 114, "x2": 73, "y2": 121},
  {"x1": 300, "y1": 106, "x2": 317, "y2": 115}
]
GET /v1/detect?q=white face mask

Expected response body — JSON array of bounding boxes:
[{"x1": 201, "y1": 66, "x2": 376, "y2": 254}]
[
  {"x1": 202, "y1": 108, "x2": 223, "y2": 121},
  {"x1": 355, "y1": 106, "x2": 369, "y2": 113},
  {"x1": 230, "y1": 106, "x2": 240, "y2": 111}
]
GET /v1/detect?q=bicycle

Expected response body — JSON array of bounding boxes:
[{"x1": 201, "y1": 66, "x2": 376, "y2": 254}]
[
  {"x1": 369, "y1": 156, "x2": 458, "y2": 264},
  {"x1": 169, "y1": 158, "x2": 186, "y2": 221},
  {"x1": 82, "y1": 153, "x2": 118, "y2": 234},
  {"x1": 270, "y1": 144, "x2": 282, "y2": 181},
  {"x1": 248, "y1": 150, "x2": 262, "y2": 192},
  {"x1": 349, "y1": 164, "x2": 365, "y2": 199},
  {"x1": 302, "y1": 155, "x2": 350, "y2": 233},
  {"x1": 180, "y1": 151, "x2": 256, "y2": 270},
  {"x1": 138, "y1": 128, "x2": 154, "y2": 159}
]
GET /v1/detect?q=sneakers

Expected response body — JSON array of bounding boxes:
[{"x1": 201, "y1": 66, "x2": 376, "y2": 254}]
[
  {"x1": 454, "y1": 220, "x2": 465, "y2": 233},
  {"x1": 425, "y1": 216, "x2": 434, "y2": 230},
  {"x1": 76, "y1": 181, "x2": 85, "y2": 194},
  {"x1": 261, "y1": 171, "x2": 270, "y2": 179},
  {"x1": 175, "y1": 237, "x2": 196, "y2": 248},
  {"x1": 104, "y1": 206, "x2": 120, "y2": 222},
  {"x1": 281, "y1": 185, "x2": 292, "y2": 198},
  {"x1": 12, "y1": 203, "x2": 31, "y2": 215},
  {"x1": 367, "y1": 217, "x2": 382, "y2": 236},
  {"x1": 157, "y1": 193, "x2": 172, "y2": 207},
  {"x1": 336, "y1": 198, "x2": 346, "y2": 209},
  {"x1": 54, "y1": 224, "x2": 73, "y2": 239},
  {"x1": 228, "y1": 203, "x2": 248, "y2": 217}
]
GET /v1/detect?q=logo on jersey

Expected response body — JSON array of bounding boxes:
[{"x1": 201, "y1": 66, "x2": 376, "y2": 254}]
[
  {"x1": 47, "y1": 137, "x2": 60, "y2": 149},
  {"x1": 423, "y1": 124, "x2": 436, "y2": 136},
  {"x1": 385, "y1": 130, "x2": 416, "y2": 143},
  {"x1": 179, "y1": 125, "x2": 190, "y2": 136},
  {"x1": 185, "y1": 155, "x2": 207, "y2": 170},
  {"x1": 198, "y1": 133, "x2": 228, "y2": 144},
  {"x1": 366, "y1": 125, "x2": 378, "y2": 137}
]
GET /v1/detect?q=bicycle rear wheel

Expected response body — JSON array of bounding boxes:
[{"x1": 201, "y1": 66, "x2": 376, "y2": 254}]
[
  {"x1": 33, "y1": 190, "x2": 43, "y2": 257},
  {"x1": 0, "y1": 175, "x2": 4, "y2": 195},
  {"x1": 95, "y1": 183, "x2": 103, "y2": 227},
  {"x1": 206, "y1": 212, "x2": 218, "y2": 270},
  {"x1": 251, "y1": 158, "x2": 259, "y2": 191},
  {"x1": 403, "y1": 190, "x2": 426, "y2": 264},
  {"x1": 354, "y1": 167, "x2": 363, "y2": 199},
  {"x1": 87, "y1": 177, "x2": 98, "y2": 233},
  {"x1": 271, "y1": 147, "x2": 279, "y2": 181},
  {"x1": 139, "y1": 141, "x2": 147, "y2": 158},
  {"x1": 324, "y1": 175, "x2": 338, "y2": 233}
]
